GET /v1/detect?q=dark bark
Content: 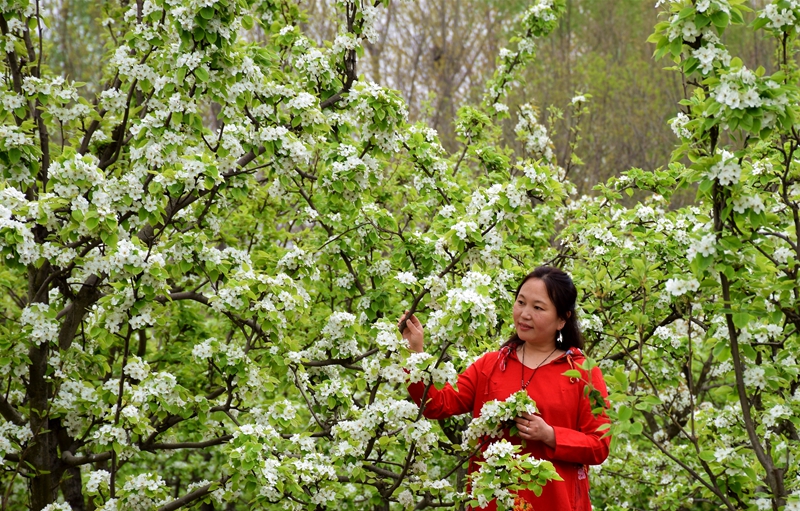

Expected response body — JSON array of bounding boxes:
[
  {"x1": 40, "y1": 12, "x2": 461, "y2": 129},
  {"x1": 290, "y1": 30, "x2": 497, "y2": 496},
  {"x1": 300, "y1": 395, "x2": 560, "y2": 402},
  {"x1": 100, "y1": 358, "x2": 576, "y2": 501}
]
[
  {"x1": 59, "y1": 466, "x2": 85, "y2": 511},
  {"x1": 28, "y1": 341, "x2": 56, "y2": 510},
  {"x1": 57, "y1": 275, "x2": 102, "y2": 351}
]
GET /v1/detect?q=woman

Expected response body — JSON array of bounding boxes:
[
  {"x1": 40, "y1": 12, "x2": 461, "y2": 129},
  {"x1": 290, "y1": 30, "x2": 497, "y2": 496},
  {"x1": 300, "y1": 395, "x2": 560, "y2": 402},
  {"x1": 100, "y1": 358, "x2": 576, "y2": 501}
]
[{"x1": 402, "y1": 266, "x2": 610, "y2": 510}]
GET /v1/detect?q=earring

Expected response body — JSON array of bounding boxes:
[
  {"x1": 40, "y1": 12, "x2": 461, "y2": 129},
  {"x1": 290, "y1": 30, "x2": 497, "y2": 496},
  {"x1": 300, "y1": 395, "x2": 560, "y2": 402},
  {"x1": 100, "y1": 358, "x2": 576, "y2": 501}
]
[{"x1": 556, "y1": 330, "x2": 563, "y2": 346}]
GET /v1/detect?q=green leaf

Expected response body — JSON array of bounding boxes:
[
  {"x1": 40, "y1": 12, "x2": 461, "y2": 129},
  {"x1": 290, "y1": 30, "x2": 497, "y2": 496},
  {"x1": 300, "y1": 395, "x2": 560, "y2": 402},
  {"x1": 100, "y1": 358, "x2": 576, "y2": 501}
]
[
  {"x1": 678, "y1": 6, "x2": 695, "y2": 19},
  {"x1": 562, "y1": 369, "x2": 582, "y2": 379},
  {"x1": 732, "y1": 312, "x2": 750, "y2": 329},
  {"x1": 614, "y1": 370, "x2": 629, "y2": 392},
  {"x1": 711, "y1": 11, "x2": 730, "y2": 28},
  {"x1": 752, "y1": 16, "x2": 769, "y2": 31},
  {"x1": 699, "y1": 450, "x2": 716, "y2": 462},
  {"x1": 195, "y1": 67, "x2": 209, "y2": 82}
]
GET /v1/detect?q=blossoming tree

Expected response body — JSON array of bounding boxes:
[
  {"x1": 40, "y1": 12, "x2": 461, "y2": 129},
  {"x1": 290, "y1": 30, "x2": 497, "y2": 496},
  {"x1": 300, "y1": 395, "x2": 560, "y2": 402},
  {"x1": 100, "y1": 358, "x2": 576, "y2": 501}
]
[
  {"x1": 1, "y1": 0, "x2": 799, "y2": 510},
  {"x1": 564, "y1": 1, "x2": 800, "y2": 509},
  {"x1": 0, "y1": 0, "x2": 570, "y2": 509}
]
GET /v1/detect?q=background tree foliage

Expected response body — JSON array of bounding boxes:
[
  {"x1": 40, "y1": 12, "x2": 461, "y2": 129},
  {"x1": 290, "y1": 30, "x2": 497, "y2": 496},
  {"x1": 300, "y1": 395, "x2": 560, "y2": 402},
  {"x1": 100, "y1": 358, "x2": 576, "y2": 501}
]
[{"x1": 1, "y1": 0, "x2": 799, "y2": 511}]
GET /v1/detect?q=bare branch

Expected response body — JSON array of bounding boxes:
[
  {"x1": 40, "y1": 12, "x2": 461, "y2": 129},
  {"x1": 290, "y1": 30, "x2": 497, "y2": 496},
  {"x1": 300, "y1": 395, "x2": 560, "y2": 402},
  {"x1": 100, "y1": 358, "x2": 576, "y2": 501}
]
[
  {"x1": 0, "y1": 397, "x2": 24, "y2": 426},
  {"x1": 62, "y1": 450, "x2": 113, "y2": 467},
  {"x1": 157, "y1": 476, "x2": 230, "y2": 511}
]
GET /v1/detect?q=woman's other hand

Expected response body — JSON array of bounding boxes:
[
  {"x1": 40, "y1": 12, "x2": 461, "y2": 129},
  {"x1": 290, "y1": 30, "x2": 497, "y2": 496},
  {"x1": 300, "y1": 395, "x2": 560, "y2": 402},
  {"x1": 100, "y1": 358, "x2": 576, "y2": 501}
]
[
  {"x1": 514, "y1": 412, "x2": 556, "y2": 448},
  {"x1": 399, "y1": 311, "x2": 424, "y2": 353}
]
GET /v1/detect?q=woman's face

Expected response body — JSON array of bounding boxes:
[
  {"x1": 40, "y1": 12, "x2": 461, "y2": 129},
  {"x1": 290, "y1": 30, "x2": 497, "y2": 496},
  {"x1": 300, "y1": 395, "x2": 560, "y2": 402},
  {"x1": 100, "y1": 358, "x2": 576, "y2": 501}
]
[{"x1": 513, "y1": 278, "x2": 566, "y2": 346}]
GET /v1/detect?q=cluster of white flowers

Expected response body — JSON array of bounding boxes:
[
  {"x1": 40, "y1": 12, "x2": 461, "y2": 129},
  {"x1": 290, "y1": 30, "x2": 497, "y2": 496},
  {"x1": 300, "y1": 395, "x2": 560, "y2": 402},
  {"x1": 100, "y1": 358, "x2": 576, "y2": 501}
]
[
  {"x1": 86, "y1": 470, "x2": 111, "y2": 494},
  {"x1": 786, "y1": 494, "x2": 800, "y2": 511},
  {"x1": 52, "y1": 379, "x2": 98, "y2": 417},
  {"x1": 192, "y1": 338, "x2": 216, "y2": 360},
  {"x1": 0, "y1": 421, "x2": 33, "y2": 458},
  {"x1": 706, "y1": 150, "x2": 742, "y2": 186},
  {"x1": 19, "y1": 302, "x2": 58, "y2": 346},
  {"x1": 92, "y1": 424, "x2": 128, "y2": 446},
  {"x1": 669, "y1": 112, "x2": 692, "y2": 139},
  {"x1": 522, "y1": 163, "x2": 551, "y2": 184},
  {"x1": 322, "y1": 143, "x2": 381, "y2": 193},
  {"x1": 654, "y1": 325, "x2": 684, "y2": 350},
  {"x1": 395, "y1": 271, "x2": 418, "y2": 286},
  {"x1": 504, "y1": 179, "x2": 528, "y2": 210},
  {"x1": 439, "y1": 204, "x2": 456, "y2": 218},
  {"x1": 446, "y1": 212, "x2": 477, "y2": 239},
  {"x1": 515, "y1": 103, "x2": 554, "y2": 162},
  {"x1": 421, "y1": 273, "x2": 447, "y2": 299},
  {"x1": 666, "y1": 16, "x2": 700, "y2": 43},
  {"x1": 687, "y1": 232, "x2": 716, "y2": 261},
  {"x1": 462, "y1": 391, "x2": 537, "y2": 448},
  {"x1": 579, "y1": 313, "x2": 603, "y2": 332},
  {"x1": 402, "y1": 351, "x2": 457, "y2": 387},
  {"x1": 762, "y1": 403, "x2": 792, "y2": 429},
  {"x1": 332, "y1": 398, "x2": 423, "y2": 454},
  {"x1": 405, "y1": 352, "x2": 433, "y2": 384},
  {"x1": 711, "y1": 67, "x2": 762, "y2": 110},
  {"x1": 759, "y1": 1, "x2": 798, "y2": 30},
  {"x1": 294, "y1": 47, "x2": 332, "y2": 81},
  {"x1": 772, "y1": 245, "x2": 793, "y2": 265},
  {"x1": 468, "y1": 440, "x2": 537, "y2": 509},
  {"x1": 49, "y1": 153, "x2": 104, "y2": 198},
  {"x1": 41, "y1": 504, "x2": 73, "y2": 511},
  {"x1": 0, "y1": 91, "x2": 24, "y2": 112},
  {"x1": 373, "y1": 320, "x2": 406, "y2": 352},
  {"x1": 483, "y1": 439, "x2": 518, "y2": 465},
  {"x1": 109, "y1": 46, "x2": 159, "y2": 84},
  {"x1": 692, "y1": 39, "x2": 731, "y2": 75},
  {"x1": 732, "y1": 192, "x2": 765, "y2": 214},
  {"x1": 123, "y1": 356, "x2": 150, "y2": 381},
  {"x1": 743, "y1": 365, "x2": 767, "y2": 389},
  {"x1": 521, "y1": 0, "x2": 557, "y2": 24},
  {"x1": 664, "y1": 277, "x2": 700, "y2": 297},
  {"x1": 441, "y1": 272, "x2": 498, "y2": 333},
  {"x1": 347, "y1": 80, "x2": 408, "y2": 152},
  {"x1": 120, "y1": 473, "x2": 169, "y2": 509}
]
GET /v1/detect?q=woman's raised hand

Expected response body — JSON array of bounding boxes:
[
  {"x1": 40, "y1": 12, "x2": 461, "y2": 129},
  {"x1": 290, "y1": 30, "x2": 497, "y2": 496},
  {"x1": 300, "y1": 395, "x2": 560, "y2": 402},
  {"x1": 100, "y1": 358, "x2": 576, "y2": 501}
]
[
  {"x1": 514, "y1": 411, "x2": 556, "y2": 448},
  {"x1": 398, "y1": 311, "x2": 424, "y2": 353}
]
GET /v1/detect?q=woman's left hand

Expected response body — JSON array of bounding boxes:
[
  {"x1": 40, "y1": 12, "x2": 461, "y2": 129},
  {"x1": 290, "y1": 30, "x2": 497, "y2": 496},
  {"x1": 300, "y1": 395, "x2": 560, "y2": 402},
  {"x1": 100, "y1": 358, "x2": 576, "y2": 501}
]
[{"x1": 514, "y1": 412, "x2": 556, "y2": 448}]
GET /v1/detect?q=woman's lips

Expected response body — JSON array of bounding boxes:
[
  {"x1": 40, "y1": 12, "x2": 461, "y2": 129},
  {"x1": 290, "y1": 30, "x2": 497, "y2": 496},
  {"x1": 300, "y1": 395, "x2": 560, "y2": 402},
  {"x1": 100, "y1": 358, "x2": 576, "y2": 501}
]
[{"x1": 517, "y1": 324, "x2": 533, "y2": 331}]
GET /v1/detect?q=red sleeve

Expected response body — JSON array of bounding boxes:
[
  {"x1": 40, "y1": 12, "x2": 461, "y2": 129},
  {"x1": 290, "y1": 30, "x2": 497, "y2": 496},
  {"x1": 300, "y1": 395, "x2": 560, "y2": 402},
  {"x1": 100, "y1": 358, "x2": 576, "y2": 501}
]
[
  {"x1": 544, "y1": 366, "x2": 610, "y2": 465},
  {"x1": 407, "y1": 356, "x2": 483, "y2": 420}
]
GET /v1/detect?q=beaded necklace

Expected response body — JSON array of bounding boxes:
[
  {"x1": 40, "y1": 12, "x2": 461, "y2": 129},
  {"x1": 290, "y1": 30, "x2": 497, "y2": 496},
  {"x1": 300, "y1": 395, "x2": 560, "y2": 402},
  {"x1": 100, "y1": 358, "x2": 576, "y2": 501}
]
[{"x1": 520, "y1": 345, "x2": 558, "y2": 390}]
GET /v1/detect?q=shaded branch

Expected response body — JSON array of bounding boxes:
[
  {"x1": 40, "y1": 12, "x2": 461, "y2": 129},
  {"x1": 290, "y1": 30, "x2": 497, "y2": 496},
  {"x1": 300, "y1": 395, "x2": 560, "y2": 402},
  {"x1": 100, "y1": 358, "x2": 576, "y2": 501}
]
[
  {"x1": 157, "y1": 476, "x2": 230, "y2": 511},
  {"x1": 0, "y1": 397, "x2": 24, "y2": 426}
]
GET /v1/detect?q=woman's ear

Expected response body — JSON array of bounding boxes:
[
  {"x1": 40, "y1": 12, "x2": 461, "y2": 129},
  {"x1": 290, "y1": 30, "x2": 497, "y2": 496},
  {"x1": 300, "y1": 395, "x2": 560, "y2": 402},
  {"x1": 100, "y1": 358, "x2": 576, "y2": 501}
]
[{"x1": 558, "y1": 311, "x2": 570, "y2": 330}]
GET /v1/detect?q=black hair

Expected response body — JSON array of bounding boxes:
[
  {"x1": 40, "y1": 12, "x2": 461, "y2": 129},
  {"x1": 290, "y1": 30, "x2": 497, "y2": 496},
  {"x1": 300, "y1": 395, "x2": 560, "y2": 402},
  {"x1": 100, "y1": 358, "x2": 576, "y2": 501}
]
[{"x1": 501, "y1": 266, "x2": 585, "y2": 351}]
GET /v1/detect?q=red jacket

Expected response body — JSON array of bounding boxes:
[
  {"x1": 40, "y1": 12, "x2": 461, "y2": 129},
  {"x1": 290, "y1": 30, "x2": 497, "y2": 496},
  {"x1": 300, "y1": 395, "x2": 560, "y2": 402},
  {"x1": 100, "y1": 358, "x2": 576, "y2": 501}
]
[{"x1": 408, "y1": 347, "x2": 610, "y2": 511}]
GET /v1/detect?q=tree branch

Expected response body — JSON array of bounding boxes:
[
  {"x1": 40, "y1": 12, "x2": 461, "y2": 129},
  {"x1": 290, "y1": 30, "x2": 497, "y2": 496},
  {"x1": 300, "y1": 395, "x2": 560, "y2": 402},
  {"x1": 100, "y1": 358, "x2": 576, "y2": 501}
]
[
  {"x1": 0, "y1": 396, "x2": 24, "y2": 426},
  {"x1": 157, "y1": 476, "x2": 230, "y2": 511}
]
